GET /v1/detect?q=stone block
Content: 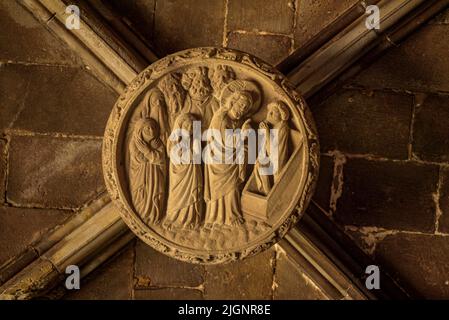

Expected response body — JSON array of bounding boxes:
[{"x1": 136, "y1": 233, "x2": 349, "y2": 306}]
[
  {"x1": 294, "y1": 0, "x2": 358, "y2": 47},
  {"x1": 0, "y1": 1, "x2": 81, "y2": 65},
  {"x1": 7, "y1": 135, "x2": 104, "y2": 209},
  {"x1": 274, "y1": 252, "x2": 328, "y2": 300},
  {"x1": 0, "y1": 64, "x2": 117, "y2": 136},
  {"x1": 314, "y1": 89, "x2": 413, "y2": 159},
  {"x1": 412, "y1": 94, "x2": 449, "y2": 163},
  {"x1": 352, "y1": 25, "x2": 449, "y2": 93},
  {"x1": 376, "y1": 233, "x2": 449, "y2": 299},
  {"x1": 65, "y1": 245, "x2": 134, "y2": 300},
  {"x1": 336, "y1": 158, "x2": 438, "y2": 232},
  {"x1": 109, "y1": 0, "x2": 156, "y2": 41},
  {"x1": 0, "y1": 206, "x2": 70, "y2": 266},
  {"x1": 134, "y1": 288, "x2": 203, "y2": 300},
  {"x1": 227, "y1": 0, "x2": 294, "y2": 34},
  {"x1": 437, "y1": 167, "x2": 449, "y2": 234},
  {"x1": 0, "y1": 139, "x2": 5, "y2": 204},
  {"x1": 154, "y1": 0, "x2": 225, "y2": 55},
  {"x1": 204, "y1": 248, "x2": 274, "y2": 300},
  {"x1": 134, "y1": 240, "x2": 205, "y2": 288},
  {"x1": 227, "y1": 32, "x2": 291, "y2": 65},
  {"x1": 312, "y1": 155, "x2": 334, "y2": 211}
]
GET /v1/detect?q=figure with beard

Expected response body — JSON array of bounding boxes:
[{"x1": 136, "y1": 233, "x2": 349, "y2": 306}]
[
  {"x1": 208, "y1": 65, "x2": 236, "y2": 100},
  {"x1": 129, "y1": 118, "x2": 167, "y2": 225},
  {"x1": 158, "y1": 73, "x2": 186, "y2": 129},
  {"x1": 181, "y1": 66, "x2": 219, "y2": 130}
]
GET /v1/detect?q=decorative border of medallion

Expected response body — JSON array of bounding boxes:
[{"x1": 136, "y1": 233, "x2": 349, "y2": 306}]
[{"x1": 102, "y1": 47, "x2": 320, "y2": 264}]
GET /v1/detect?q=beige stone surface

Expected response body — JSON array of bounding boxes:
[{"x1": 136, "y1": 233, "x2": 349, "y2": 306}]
[
  {"x1": 7, "y1": 135, "x2": 104, "y2": 209},
  {"x1": 204, "y1": 249, "x2": 274, "y2": 300},
  {"x1": 0, "y1": 206, "x2": 70, "y2": 266},
  {"x1": 0, "y1": 0, "x2": 81, "y2": 65},
  {"x1": 274, "y1": 253, "x2": 328, "y2": 300},
  {"x1": 6, "y1": 0, "x2": 449, "y2": 300},
  {"x1": 65, "y1": 244, "x2": 134, "y2": 300}
]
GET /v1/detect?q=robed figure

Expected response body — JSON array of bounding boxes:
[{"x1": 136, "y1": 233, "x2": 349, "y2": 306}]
[
  {"x1": 128, "y1": 118, "x2": 167, "y2": 224},
  {"x1": 164, "y1": 113, "x2": 204, "y2": 229},
  {"x1": 204, "y1": 80, "x2": 261, "y2": 227},
  {"x1": 254, "y1": 101, "x2": 291, "y2": 195}
]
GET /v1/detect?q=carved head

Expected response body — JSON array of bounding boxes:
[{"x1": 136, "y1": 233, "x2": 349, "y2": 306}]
[
  {"x1": 225, "y1": 91, "x2": 253, "y2": 121},
  {"x1": 135, "y1": 117, "x2": 160, "y2": 143},
  {"x1": 173, "y1": 113, "x2": 196, "y2": 135},
  {"x1": 181, "y1": 67, "x2": 212, "y2": 101},
  {"x1": 208, "y1": 65, "x2": 236, "y2": 96},
  {"x1": 158, "y1": 73, "x2": 185, "y2": 113},
  {"x1": 148, "y1": 88, "x2": 165, "y2": 110},
  {"x1": 267, "y1": 101, "x2": 290, "y2": 125}
]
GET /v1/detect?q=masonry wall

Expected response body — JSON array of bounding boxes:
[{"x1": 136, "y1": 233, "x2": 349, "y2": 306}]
[
  {"x1": 0, "y1": 0, "x2": 336, "y2": 300},
  {"x1": 4, "y1": 0, "x2": 447, "y2": 300},
  {"x1": 315, "y1": 10, "x2": 449, "y2": 299},
  {"x1": 108, "y1": 0, "x2": 449, "y2": 299}
]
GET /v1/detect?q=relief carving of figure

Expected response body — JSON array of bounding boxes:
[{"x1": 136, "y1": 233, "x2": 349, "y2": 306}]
[
  {"x1": 181, "y1": 66, "x2": 218, "y2": 130},
  {"x1": 157, "y1": 73, "x2": 186, "y2": 129},
  {"x1": 129, "y1": 118, "x2": 167, "y2": 224},
  {"x1": 164, "y1": 113, "x2": 204, "y2": 230},
  {"x1": 254, "y1": 101, "x2": 291, "y2": 195},
  {"x1": 204, "y1": 80, "x2": 261, "y2": 227},
  {"x1": 143, "y1": 88, "x2": 169, "y2": 143},
  {"x1": 208, "y1": 65, "x2": 236, "y2": 100}
]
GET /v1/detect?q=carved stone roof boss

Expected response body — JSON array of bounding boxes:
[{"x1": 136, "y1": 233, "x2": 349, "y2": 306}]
[{"x1": 103, "y1": 48, "x2": 319, "y2": 264}]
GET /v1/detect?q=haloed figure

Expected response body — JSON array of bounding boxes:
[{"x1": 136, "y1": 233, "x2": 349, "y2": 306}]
[
  {"x1": 129, "y1": 118, "x2": 167, "y2": 225},
  {"x1": 164, "y1": 113, "x2": 204, "y2": 229},
  {"x1": 254, "y1": 101, "x2": 291, "y2": 195},
  {"x1": 204, "y1": 83, "x2": 257, "y2": 228}
]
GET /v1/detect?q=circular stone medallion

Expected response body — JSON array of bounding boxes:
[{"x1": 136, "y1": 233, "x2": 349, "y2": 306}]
[{"x1": 103, "y1": 48, "x2": 319, "y2": 264}]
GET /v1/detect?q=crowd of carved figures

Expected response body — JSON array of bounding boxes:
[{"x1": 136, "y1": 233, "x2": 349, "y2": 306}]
[{"x1": 127, "y1": 65, "x2": 293, "y2": 230}]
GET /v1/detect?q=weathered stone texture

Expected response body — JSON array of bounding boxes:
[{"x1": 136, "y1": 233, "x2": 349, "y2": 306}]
[
  {"x1": 0, "y1": 64, "x2": 117, "y2": 136},
  {"x1": 227, "y1": 0, "x2": 295, "y2": 34},
  {"x1": 274, "y1": 252, "x2": 328, "y2": 300},
  {"x1": 204, "y1": 249, "x2": 274, "y2": 300},
  {"x1": 294, "y1": 0, "x2": 358, "y2": 47},
  {"x1": 312, "y1": 155, "x2": 334, "y2": 211},
  {"x1": 110, "y1": 0, "x2": 156, "y2": 41},
  {"x1": 0, "y1": 1, "x2": 81, "y2": 65},
  {"x1": 0, "y1": 139, "x2": 5, "y2": 204},
  {"x1": 0, "y1": 206, "x2": 70, "y2": 266},
  {"x1": 438, "y1": 167, "x2": 449, "y2": 234},
  {"x1": 430, "y1": 8, "x2": 449, "y2": 24},
  {"x1": 376, "y1": 233, "x2": 449, "y2": 299},
  {"x1": 154, "y1": 0, "x2": 225, "y2": 55},
  {"x1": 134, "y1": 288, "x2": 203, "y2": 300},
  {"x1": 314, "y1": 90, "x2": 413, "y2": 159},
  {"x1": 135, "y1": 241, "x2": 205, "y2": 288},
  {"x1": 227, "y1": 32, "x2": 291, "y2": 65},
  {"x1": 412, "y1": 94, "x2": 449, "y2": 163},
  {"x1": 65, "y1": 245, "x2": 134, "y2": 300},
  {"x1": 0, "y1": 63, "x2": 29, "y2": 132},
  {"x1": 352, "y1": 25, "x2": 449, "y2": 93},
  {"x1": 336, "y1": 158, "x2": 438, "y2": 232},
  {"x1": 7, "y1": 135, "x2": 104, "y2": 209}
]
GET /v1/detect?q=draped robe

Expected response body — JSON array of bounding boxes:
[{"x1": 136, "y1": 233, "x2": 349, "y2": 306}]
[
  {"x1": 204, "y1": 110, "x2": 246, "y2": 227},
  {"x1": 254, "y1": 121, "x2": 290, "y2": 195},
  {"x1": 129, "y1": 138, "x2": 166, "y2": 225},
  {"x1": 165, "y1": 143, "x2": 204, "y2": 229}
]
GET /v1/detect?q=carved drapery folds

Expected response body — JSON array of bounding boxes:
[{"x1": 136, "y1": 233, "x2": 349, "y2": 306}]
[{"x1": 103, "y1": 48, "x2": 319, "y2": 264}]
